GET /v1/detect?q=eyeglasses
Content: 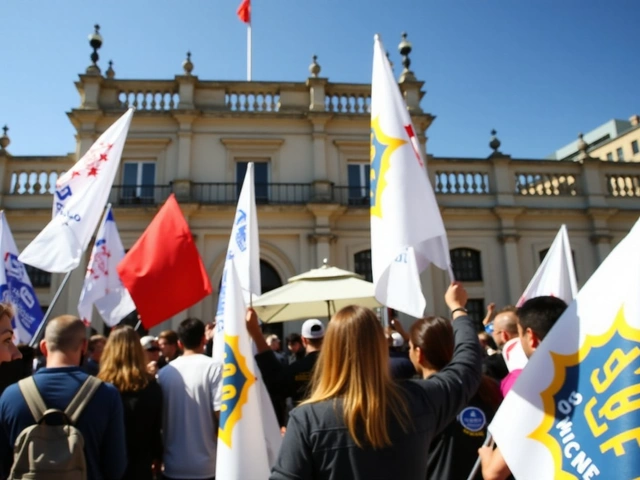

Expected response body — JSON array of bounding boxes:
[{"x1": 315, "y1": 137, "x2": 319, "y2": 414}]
[{"x1": 146, "y1": 346, "x2": 160, "y2": 352}]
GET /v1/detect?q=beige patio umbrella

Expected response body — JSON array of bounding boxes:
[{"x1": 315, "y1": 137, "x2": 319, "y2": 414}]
[{"x1": 253, "y1": 260, "x2": 382, "y2": 323}]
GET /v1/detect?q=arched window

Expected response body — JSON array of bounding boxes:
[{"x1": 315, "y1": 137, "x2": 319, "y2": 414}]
[
  {"x1": 354, "y1": 250, "x2": 373, "y2": 282},
  {"x1": 450, "y1": 248, "x2": 482, "y2": 282},
  {"x1": 260, "y1": 260, "x2": 282, "y2": 293},
  {"x1": 24, "y1": 265, "x2": 51, "y2": 288}
]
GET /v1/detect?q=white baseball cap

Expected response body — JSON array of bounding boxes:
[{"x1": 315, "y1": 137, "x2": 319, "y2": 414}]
[
  {"x1": 391, "y1": 332, "x2": 404, "y2": 348},
  {"x1": 301, "y1": 319, "x2": 325, "y2": 339}
]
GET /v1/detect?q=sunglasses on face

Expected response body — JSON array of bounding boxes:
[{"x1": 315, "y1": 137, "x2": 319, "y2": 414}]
[{"x1": 146, "y1": 346, "x2": 161, "y2": 352}]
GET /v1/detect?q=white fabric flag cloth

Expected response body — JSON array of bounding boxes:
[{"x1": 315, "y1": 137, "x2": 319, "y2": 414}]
[
  {"x1": 0, "y1": 212, "x2": 44, "y2": 344},
  {"x1": 19, "y1": 108, "x2": 134, "y2": 273},
  {"x1": 489, "y1": 216, "x2": 640, "y2": 479},
  {"x1": 501, "y1": 337, "x2": 528, "y2": 373},
  {"x1": 370, "y1": 35, "x2": 452, "y2": 318},
  {"x1": 517, "y1": 224, "x2": 578, "y2": 307},
  {"x1": 77, "y1": 206, "x2": 136, "y2": 326},
  {"x1": 213, "y1": 162, "x2": 260, "y2": 363},
  {"x1": 216, "y1": 260, "x2": 282, "y2": 479}
]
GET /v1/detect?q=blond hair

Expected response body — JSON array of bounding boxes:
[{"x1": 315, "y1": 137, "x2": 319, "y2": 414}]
[
  {"x1": 302, "y1": 305, "x2": 410, "y2": 449},
  {"x1": 98, "y1": 326, "x2": 150, "y2": 392},
  {"x1": 0, "y1": 303, "x2": 15, "y2": 321}
]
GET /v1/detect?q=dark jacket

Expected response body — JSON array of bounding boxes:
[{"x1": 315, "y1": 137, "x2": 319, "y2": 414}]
[
  {"x1": 120, "y1": 379, "x2": 163, "y2": 480},
  {"x1": 256, "y1": 350, "x2": 320, "y2": 405},
  {"x1": 426, "y1": 377, "x2": 501, "y2": 480},
  {"x1": 269, "y1": 315, "x2": 482, "y2": 480},
  {"x1": 482, "y1": 353, "x2": 509, "y2": 381}
]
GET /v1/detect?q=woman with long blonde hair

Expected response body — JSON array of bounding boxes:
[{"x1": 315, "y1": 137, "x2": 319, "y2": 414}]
[
  {"x1": 247, "y1": 282, "x2": 483, "y2": 479},
  {"x1": 99, "y1": 326, "x2": 162, "y2": 480}
]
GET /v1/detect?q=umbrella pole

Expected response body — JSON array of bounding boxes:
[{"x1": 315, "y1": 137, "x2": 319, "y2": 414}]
[{"x1": 326, "y1": 300, "x2": 331, "y2": 321}]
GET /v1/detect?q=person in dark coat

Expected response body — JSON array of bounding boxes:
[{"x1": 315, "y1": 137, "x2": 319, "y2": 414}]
[{"x1": 99, "y1": 326, "x2": 163, "y2": 480}]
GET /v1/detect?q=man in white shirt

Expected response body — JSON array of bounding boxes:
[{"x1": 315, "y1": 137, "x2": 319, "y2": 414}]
[{"x1": 158, "y1": 318, "x2": 222, "y2": 480}]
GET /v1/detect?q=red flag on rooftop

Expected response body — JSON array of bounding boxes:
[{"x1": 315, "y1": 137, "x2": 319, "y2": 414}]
[
  {"x1": 117, "y1": 194, "x2": 212, "y2": 329},
  {"x1": 237, "y1": 0, "x2": 250, "y2": 23}
]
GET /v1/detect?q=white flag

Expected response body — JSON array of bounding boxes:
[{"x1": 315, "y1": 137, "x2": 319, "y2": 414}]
[
  {"x1": 19, "y1": 108, "x2": 134, "y2": 273},
  {"x1": 213, "y1": 162, "x2": 260, "y2": 362},
  {"x1": 489, "y1": 216, "x2": 640, "y2": 479},
  {"x1": 78, "y1": 206, "x2": 136, "y2": 327},
  {"x1": 216, "y1": 260, "x2": 281, "y2": 479},
  {"x1": 370, "y1": 35, "x2": 452, "y2": 318},
  {"x1": 517, "y1": 224, "x2": 578, "y2": 307},
  {"x1": 0, "y1": 212, "x2": 44, "y2": 344}
]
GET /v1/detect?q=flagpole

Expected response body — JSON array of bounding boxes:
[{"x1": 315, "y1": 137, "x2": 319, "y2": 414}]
[
  {"x1": 28, "y1": 270, "x2": 73, "y2": 347},
  {"x1": 466, "y1": 433, "x2": 492, "y2": 480},
  {"x1": 247, "y1": 22, "x2": 252, "y2": 81}
]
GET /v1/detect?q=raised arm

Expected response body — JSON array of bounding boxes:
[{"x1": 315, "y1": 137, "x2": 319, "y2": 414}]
[{"x1": 416, "y1": 282, "x2": 483, "y2": 434}]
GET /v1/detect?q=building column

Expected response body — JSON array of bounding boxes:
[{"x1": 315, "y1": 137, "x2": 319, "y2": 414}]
[
  {"x1": 309, "y1": 115, "x2": 332, "y2": 202},
  {"x1": 306, "y1": 204, "x2": 345, "y2": 267},
  {"x1": 494, "y1": 207, "x2": 524, "y2": 304},
  {"x1": 588, "y1": 208, "x2": 617, "y2": 265},
  {"x1": 172, "y1": 113, "x2": 197, "y2": 201},
  {"x1": 499, "y1": 233, "x2": 523, "y2": 304}
]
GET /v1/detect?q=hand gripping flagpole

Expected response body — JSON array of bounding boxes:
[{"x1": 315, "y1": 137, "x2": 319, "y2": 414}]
[
  {"x1": 28, "y1": 270, "x2": 73, "y2": 347},
  {"x1": 466, "y1": 433, "x2": 492, "y2": 480}
]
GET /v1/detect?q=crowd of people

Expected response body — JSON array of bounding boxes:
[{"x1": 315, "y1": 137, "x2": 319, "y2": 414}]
[{"x1": 0, "y1": 281, "x2": 569, "y2": 479}]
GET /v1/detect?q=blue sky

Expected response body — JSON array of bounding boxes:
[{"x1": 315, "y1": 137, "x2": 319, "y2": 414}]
[{"x1": 1, "y1": 0, "x2": 638, "y2": 158}]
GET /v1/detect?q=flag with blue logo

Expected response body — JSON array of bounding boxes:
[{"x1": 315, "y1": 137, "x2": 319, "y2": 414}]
[
  {"x1": 518, "y1": 224, "x2": 578, "y2": 307},
  {"x1": 213, "y1": 162, "x2": 260, "y2": 363},
  {"x1": 78, "y1": 205, "x2": 136, "y2": 327},
  {"x1": 216, "y1": 260, "x2": 281, "y2": 479},
  {"x1": 0, "y1": 211, "x2": 44, "y2": 344},
  {"x1": 489, "y1": 216, "x2": 640, "y2": 479},
  {"x1": 370, "y1": 35, "x2": 452, "y2": 318},
  {"x1": 19, "y1": 108, "x2": 134, "y2": 273}
]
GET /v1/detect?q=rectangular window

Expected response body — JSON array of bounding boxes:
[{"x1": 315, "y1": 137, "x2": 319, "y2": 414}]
[
  {"x1": 236, "y1": 161, "x2": 269, "y2": 203},
  {"x1": 616, "y1": 147, "x2": 624, "y2": 161},
  {"x1": 122, "y1": 162, "x2": 156, "y2": 204},
  {"x1": 606, "y1": 152, "x2": 613, "y2": 161},
  {"x1": 347, "y1": 163, "x2": 370, "y2": 206},
  {"x1": 632, "y1": 140, "x2": 639, "y2": 155}
]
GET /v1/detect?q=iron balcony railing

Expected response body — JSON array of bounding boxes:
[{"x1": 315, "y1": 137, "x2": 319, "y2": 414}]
[
  {"x1": 192, "y1": 183, "x2": 312, "y2": 205},
  {"x1": 109, "y1": 184, "x2": 173, "y2": 206},
  {"x1": 331, "y1": 186, "x2": 370, "y2": 207}
]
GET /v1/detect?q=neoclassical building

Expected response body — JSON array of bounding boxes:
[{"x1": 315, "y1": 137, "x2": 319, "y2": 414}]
[{"x1": 1, "y1": 28, "x2": 639, "y2": 337}]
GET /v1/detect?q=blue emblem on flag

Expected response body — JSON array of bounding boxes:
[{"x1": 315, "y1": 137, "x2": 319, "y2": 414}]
[
  {"x1": 235, "y1": 210, "x2": 247, "y2": 252},
  {"x1": 1, "y1": 253, "x2": 43, "y2": 342},
  {"x1": 531, "y1": 307, "x2": 640, "y2": 479}
]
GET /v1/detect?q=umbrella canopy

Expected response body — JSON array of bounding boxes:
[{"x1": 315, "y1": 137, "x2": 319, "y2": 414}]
[{"x1": 253, "y1": 261, "x2": 382, "y2": 323}]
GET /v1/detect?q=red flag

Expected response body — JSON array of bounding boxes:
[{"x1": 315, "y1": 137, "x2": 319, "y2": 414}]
[
  {"x1": 237, "y1": 0, "x2": 250, "y2": 23},
  {"x1": 117, "y1": 194, "x2": 212, "y2": 329}
]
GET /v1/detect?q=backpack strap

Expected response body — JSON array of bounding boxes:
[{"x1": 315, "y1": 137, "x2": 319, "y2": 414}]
[
  {"x1": 18, "y1": 377, "x2": 48, "y2": 423},
  {"x1": 64, "y1": 376, "x2": 103, "y2": 424}
]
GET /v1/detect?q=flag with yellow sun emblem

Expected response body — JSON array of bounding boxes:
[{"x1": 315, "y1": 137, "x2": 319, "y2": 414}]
[
  {"x1": 370, "y1": 35, "x2": 452, "y2": 318},
  {"x1": 216, "y1": 260, "x2": 281, "y2": 479},
  {"x1": 489, "y1": 216, "x2": 640, "y2": 480}
]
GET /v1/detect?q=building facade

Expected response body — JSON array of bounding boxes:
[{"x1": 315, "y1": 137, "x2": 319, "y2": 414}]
[
  {"x1": 548, "y1": 115, "x2": 640, "y2": 163},
  {"x1": 1, "y1": 37, "x2": 639, "y2": 337}
]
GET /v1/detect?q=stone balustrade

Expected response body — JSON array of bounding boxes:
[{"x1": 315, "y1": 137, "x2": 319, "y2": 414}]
[
  {"x1": 1, "y1": 152, "x2": 638, "y2": 212},
  {"x1": 77, "y1": 76, "x2": 398, "y2": 114}
]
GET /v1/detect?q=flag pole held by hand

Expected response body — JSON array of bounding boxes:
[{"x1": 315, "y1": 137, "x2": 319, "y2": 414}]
[{"x1": 466, "y1": 433, "x2": 492, "y2": 480}]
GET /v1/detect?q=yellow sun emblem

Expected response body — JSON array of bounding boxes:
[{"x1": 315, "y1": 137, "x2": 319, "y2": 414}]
[
  {"x1": 370, "y1": 116, "x2": 406, "y2": 218},
  {"x1": 218, "y1": 334, "x2": 256, "y2": 448}
]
